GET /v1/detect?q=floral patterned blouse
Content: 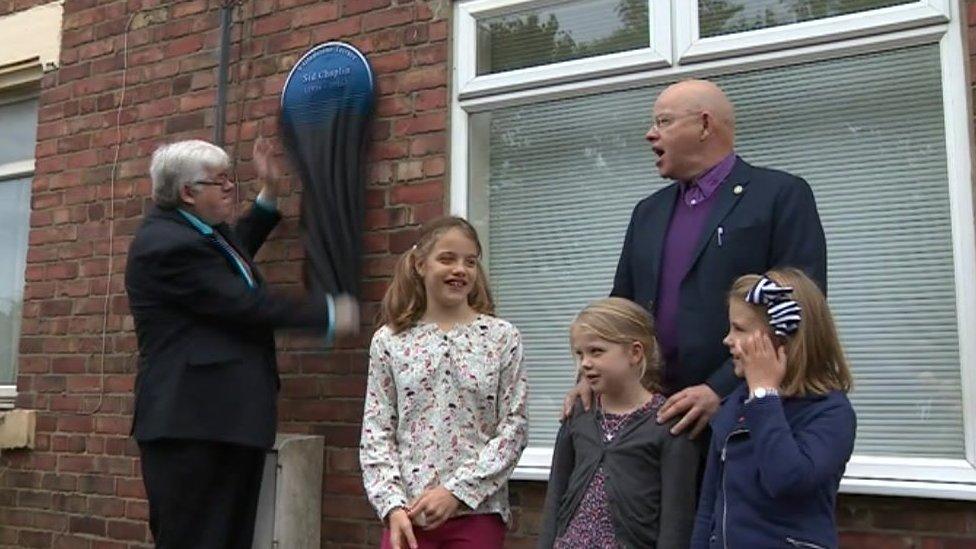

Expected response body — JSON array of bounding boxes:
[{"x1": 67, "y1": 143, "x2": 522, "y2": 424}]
[{"x1": 360, "y1": 315, "x2": 529, "y2": 524}]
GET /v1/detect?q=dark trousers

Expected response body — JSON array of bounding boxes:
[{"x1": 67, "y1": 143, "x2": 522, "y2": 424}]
[{"x1": 139, "y1": 438, "x2": 267, "y2": 549}]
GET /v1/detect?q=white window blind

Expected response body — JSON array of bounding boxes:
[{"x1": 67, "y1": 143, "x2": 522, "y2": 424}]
[{"x1": 474, "y1": 44, "x2": 963, "y2": 458}]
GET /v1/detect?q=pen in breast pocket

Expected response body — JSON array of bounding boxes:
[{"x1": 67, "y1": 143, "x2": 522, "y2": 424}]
[{"x1": 717, "y1": 226, "x2": 724, "y2": 247}]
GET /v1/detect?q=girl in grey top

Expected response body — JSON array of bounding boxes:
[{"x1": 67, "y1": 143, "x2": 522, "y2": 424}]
[{"x1": 539, "y1": 298, "x2": 700, "y2": 549}]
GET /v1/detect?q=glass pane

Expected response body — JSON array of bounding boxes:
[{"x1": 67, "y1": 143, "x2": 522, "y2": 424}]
[
  {"x1": 699, "y1": 0, "x2": 917, "y2": 38},
  {"x1": 474, "y1": 44, "x2": 963, "y2": 458},
  {"x1": 0, "y1": 98, "x2": 39, "y2": 166},
  {"x1": 476, "y1": 0, "x2": 649, "y2": 76},
  {"x1": 0, "y1": 177, "x2": 31, "y2": 384}
]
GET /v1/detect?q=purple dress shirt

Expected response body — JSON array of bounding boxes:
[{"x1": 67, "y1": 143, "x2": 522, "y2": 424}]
[{"x1": 654, "y1": 152, "x2": 737, "y2": 389}]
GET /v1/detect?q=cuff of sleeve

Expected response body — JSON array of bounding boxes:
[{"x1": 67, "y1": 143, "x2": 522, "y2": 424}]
[
  {"x1": 379, "y1": 498, "x2": 409, "y2": 522},
  {"x1": 324, "y1": 294, "x2": 336, "y2": 347},
  {"x1": 443, "y1": 477, "x2": 482, "y2": 511},
  {"x1": 255, "y1": 191, "x2": 278, "y2": 212},
  {"x1": 742, "y1": 393, "x2": 785, "y2": 428}
]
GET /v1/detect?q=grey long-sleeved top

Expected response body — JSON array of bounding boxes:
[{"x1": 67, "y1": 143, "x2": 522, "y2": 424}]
[{"x1": 538, "y1": 401, "x2": 701, "y2": 549}]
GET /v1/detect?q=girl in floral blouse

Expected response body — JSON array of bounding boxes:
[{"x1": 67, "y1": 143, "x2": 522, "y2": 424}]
[
  {"x1": 539, "y1": 297, "x2": 701, "y2": 549},
  {"x1": 360, "y1": 216, "x2": 528, "y2": 549}
]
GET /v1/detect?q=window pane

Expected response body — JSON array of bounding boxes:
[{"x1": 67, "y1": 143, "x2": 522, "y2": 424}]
[
  {"x1": 0, "y1": 98, "x2": 39, "y2": 167},
  {"x1": 475, "y1": 44, "x2": 962, "y2": 458},
  {"x1": 699, "y1": 0, "x2": 917, "y2": 38},
  {"x1": 476, "y1": 0, "x2": 649, "y2": 76},
  {"x1": 0, "y1": 177, "x2": 31, "y2": 384}
]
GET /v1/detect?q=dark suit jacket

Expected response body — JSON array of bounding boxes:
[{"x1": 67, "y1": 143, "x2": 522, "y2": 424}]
[
  {"x1": 611, "y1": 157, "x2": 827, "y2": 397},
  {"x1": 125, "y1": 204, "x2": 329, "y2": 448}
]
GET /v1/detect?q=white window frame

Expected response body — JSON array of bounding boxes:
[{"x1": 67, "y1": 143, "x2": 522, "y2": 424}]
[
  {"x1": 675, "y1": 0, "x2": 950, "y2": 63},
  {"x1": 452, "y1": 0, "x2": 976, "y2": 500},
  {"x1": 0, "y1": 92, "x2": 37, "y2": 411},
  {"x1": 454, "y1": 0, "x2": 673, "y2": 100}
]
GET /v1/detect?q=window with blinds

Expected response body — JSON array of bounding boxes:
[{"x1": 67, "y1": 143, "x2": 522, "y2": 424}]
[{"x1": 474, "y1": 44, "x2": 963, "y2": 458}]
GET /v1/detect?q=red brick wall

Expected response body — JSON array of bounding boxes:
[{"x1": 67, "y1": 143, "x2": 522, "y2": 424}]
[
  {"x1": 2, "y1": 0, "x2": 976, "y2": 548},
  {"x1": 0, "y1": 0, "x2": 447, "y2": 547}
]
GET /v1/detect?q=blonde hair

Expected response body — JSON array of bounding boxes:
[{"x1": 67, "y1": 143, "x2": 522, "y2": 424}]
[
  {"x1": 570, "y1": 297, "x2": 661, "y2": 392},
  {"x1": 730, "y1": 268, "x2": 853, "y2": 396},
  {"x1": 377, "y1": 216, "x2": 494, "y2": 334}
]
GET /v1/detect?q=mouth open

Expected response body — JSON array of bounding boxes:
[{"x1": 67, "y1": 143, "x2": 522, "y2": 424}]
[
  {"x1": 445, "y1": 279, "x2": 467, "y2": 289},
  {"x1": 653, "y1": 146, "x2": 665, "y2": 167}
]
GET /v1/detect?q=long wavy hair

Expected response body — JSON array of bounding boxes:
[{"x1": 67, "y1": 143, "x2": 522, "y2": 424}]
[
  {"x1": 377, "y1": 217, "x2": 494, "y2": 334},
  {"x1": 730, "y1": 268, "x2": 853, "y2": 396}
]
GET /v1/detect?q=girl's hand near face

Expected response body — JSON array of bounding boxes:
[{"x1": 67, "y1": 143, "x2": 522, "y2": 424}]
[{"x1": 735, "y1": 332, "x2": 787, "y2": 393}]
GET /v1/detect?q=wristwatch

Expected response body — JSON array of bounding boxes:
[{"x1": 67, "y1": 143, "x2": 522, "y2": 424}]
[{"x1": 749, "y1": 387, "x2": 780, "y2": 402}]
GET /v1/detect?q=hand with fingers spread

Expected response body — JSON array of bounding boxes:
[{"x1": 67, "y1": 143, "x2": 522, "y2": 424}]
[
  {"x1": 386, "y1": 508, "x2": 418, "y2": 549},
  {"x1": 735, "y1": 332, "x2": 787, "y2": 394},
  {"x1": 560, "y1": 377, "x2": 595, "y2": 420},
  {"x1": 656, "y1": 383, "x2": 720, "y2": 439},
  {"x1": 253, "y1": 136, "x2": 284, "y2": 198},
  {"x1": 407, "y1": 486, "x2": 460, "y2": 531}
]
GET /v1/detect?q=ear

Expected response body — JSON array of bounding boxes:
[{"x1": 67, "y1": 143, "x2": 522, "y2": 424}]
[
  {"x1": 413, "y1": 255, "x2": 425, "y2": 278},
  {"x1": 178, "y1": 183, "x2": 196, "y2": 206},
  {"x1": 629, "y1": 341, "x2": 645, "y2": 366},
  {"x1": 699, "y1": 112, "x2": 712, "y2": 140}
]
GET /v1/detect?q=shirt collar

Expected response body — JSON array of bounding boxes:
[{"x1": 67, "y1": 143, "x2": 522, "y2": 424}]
[
  {"x1": 681, "y1": 151, "x2": 737, "y2": 207},
  {"x1": 177, "y1": 208, "x2": 214, "y2": 235}
]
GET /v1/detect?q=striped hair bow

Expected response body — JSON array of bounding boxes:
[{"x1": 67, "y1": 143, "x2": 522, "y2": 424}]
[{"x1": 745, "y1": 276, "x2": 802, "y2": 337}]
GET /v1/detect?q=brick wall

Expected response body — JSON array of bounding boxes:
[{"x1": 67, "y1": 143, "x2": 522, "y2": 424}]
[
  {"x1": 2, "y1": 0, "x2": 976, "y2": 548},
  {"x1": 0, "y1": 0, "x2": 448, "y2": 547}
]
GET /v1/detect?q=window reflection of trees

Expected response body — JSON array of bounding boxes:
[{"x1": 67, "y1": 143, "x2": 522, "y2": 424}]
[
  {"x1": 478, "y1": 0, "x2": 649, "y2": 75},
  {"x1": 699, "y1": 0, "x2": 916, "y2": 38}
]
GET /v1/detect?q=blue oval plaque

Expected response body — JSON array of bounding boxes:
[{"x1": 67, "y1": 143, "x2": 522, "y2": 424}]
[{"x1": 281, "y1": 41, "x2": 374, "y2": 125}]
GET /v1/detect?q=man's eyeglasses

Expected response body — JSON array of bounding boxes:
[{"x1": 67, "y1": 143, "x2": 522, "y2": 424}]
[
  {"x1": 192, "y1": 176, "x2": 235, "y2": 188},
  {"x1": 651, "y1": 111, "x2": 703, "y2": 131}
]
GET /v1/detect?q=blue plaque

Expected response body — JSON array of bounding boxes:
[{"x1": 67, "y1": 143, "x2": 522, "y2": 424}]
[
  {"x1": 280, "y1": 42, "x2": 375, "y2": 298},
  {"x1": 281, "y1": 41, "x2": 374, "y2": 125}
]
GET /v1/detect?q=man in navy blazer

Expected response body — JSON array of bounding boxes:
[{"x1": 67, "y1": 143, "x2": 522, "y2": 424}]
[
  {"x1": 564, "y1": 79, "x2": 826, "y2": 439},
  {"x1": 126, "y1": 139, "x2": 357, "y2": 548}
]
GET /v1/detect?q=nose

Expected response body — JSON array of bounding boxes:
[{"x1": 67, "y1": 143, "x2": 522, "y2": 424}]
[
  {"x1": 645, "y1": 125, "x2": 659, "y2": 142},
  {"x1": 722, "y1": 333, "x2": 733, "y2": 348},
  {"x1": 579, "y1": 355, "x2": 593, "y2": 370}
]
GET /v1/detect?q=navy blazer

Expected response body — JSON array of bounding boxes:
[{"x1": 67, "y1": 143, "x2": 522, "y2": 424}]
[
  {"x1": 611, "y1": 157, "x2": 827, "y2": 396},
  {"x1": 691, "y1": 385, "x2": 856, "y2": 549},
  {"x1": 126, "y1": 204, "x2": 329, "y2": 448}
]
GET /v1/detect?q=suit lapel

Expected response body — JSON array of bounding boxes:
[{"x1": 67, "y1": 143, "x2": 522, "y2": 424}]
[{"x1": 687, "y1": 158, "x2": 752, "y2": 271}]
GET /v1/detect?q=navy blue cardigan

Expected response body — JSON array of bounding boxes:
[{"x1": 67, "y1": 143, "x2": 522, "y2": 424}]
[{"x1": 691, "y1": 384, "x2": 856, "y2": 549}]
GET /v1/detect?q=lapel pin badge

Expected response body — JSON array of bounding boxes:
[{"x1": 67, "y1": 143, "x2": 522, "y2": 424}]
[{"x1": 733, "y1": 184, "x2": 744, "y2": 195}]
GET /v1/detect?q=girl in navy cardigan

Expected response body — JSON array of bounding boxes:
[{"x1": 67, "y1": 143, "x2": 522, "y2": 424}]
[{"x1": 691, "y1": 268, "x2": 856, "y2": 549}]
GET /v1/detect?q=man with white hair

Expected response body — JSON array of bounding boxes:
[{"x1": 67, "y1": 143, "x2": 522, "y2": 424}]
[{"x1": 125, "y1": 138, "x2": 357, "y2": 548}]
